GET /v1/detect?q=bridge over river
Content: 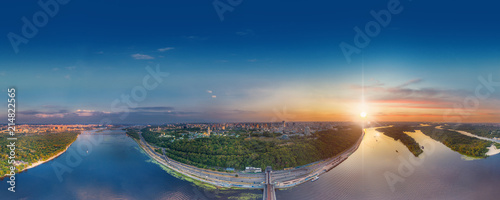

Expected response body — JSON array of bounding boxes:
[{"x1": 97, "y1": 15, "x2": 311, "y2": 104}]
[{"x1": 263, "y1": 166, "x2": 276, "y2": 200}]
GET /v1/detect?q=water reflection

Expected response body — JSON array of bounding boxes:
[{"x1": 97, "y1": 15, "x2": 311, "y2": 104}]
[
  {"x1": 0, "y1": 130, "x2": 260, "y2": 200},
  {"x1": 277, "y1": 126, "x2": 500, "y2": 200}
]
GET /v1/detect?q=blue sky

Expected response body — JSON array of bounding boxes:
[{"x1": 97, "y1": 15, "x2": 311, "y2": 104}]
[{"x1": 1, "y1": 0, "x2": 500, "y2": 124}]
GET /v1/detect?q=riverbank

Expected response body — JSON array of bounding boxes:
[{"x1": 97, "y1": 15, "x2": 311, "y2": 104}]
[
  {"x1": 24, "y1": 135, "x2": 78, "y2": 171},
  {"x1": 0, "y1": 133, "x2": 79, "y2": 179},
  {"x1": 134, "y1": 135, "x2": 254, "y2": 190},
  {"x1": 134, "y1": 129, "x2": 365, "y2": 191},
  {"x1": 486, "y1": 144, "x2": 500, "y2": 156},
  {"x1": 452, "y1": 129, "x2": 500, "y2": 157}
]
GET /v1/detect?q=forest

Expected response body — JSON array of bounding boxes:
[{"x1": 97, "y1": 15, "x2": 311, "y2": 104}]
[
  {"x1": 0, "y1": 132, "x2": 79, "y2": 177},
  {"x1": 142, "y1": 126, "x2": 363, "y2": 170},
  {"x1": 418, "y1": 126, "x2": 492, "y2": 158},
  {"x1": 125, "y1": 129, "x2": 140, "y2": 140},
  {"x1": 444, "y1": 124, "x2": 500, "y2": 139}
]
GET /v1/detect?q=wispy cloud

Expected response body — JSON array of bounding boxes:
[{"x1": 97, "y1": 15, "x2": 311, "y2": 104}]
[
  {"x1": 350, "y1": 78, "x2": 468, "y2": 111},
  {"x1": 35, "y1": 113, "x2": 65, "y2": 118},
  {"x1": 397, "y1": 78, "x2": 423, "y2": 88},
  {"x1": 236, "y1": 29, "x2": 255, "y2": 36},
  {"x1": 19, "y1": 109, "x2": 69, "y2": 118},
  {"x1": 75, "y1": 109, "x2": 100, "y2": 117},
  {"x1": 131, "y1": 53, "x2": 154, "y2": 60},
  {"x1": 247, "y1": 59, "x2": 258, "y2": 62},
  {"x1": 158, "y1": 47, "x2": 174, "y2": 52},
  {"x1": 66, "y1": 66, "x2": 76, "y2": 70},
  {"x1": 183, "y1": 35, "x2": 208, "y2": 40},
  {"x1": 130, "y1": 106, "x2": 175, "y2": 112}
]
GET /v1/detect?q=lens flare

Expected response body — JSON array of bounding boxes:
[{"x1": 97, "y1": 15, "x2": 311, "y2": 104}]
[{"x1": 360, "y1": 112, "x2": 367, "y2": 118}]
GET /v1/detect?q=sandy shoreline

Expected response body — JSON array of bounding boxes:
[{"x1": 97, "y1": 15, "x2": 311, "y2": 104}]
[
  {"x1": 486, "y1": 144, "x2": 500, "y2": 156},
  {"x1": 24, "y1": 138, "x2": 76, "y2": 171}
]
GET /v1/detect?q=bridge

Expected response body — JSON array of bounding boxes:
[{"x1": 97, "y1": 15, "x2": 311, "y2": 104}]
[{"x1": 263, "y1": 166, "x2": 276, "y2": 200}]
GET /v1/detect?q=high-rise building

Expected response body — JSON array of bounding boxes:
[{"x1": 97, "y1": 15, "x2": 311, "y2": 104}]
[
  {"x1": 207, "y1": 127, "x2": 211, "y2": 135},
  {"x1": 305, "y1": 126, "x2": 311, "y2": 136}
]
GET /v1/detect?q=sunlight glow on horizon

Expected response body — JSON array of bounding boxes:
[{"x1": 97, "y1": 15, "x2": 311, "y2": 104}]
[{"x1": 360, "y1": 112, "x2": 367, "y2": 118}]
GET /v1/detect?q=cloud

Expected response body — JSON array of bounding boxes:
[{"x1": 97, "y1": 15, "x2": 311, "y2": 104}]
[
  {"x1": 35, "y1": 113, "x2": 65, "y2": 118},
  {"x1": 75, "y1": 109, "x2": 98, "y2": 117},
  {"x1": 207, "y1": 90, "x2": 213, "y2": 94},
  {"x1": 52, "y1": 68, "x2": 59, "y2": 71},
  {"x1": 19, "y1": 109, "x2": 110, "y2": 118},
  {"x1": 19, "y1": 109, "x2": 70, "y2": 118},
  {"x1": 397, "y1": 78, "x2": 423, "y2": 88},
  {"x1": 247, "y1": 59, "x2": 258, "y2": 62},
  {"x1": 66, "y1": 66, "x2": 76, "y2": 70},
  {"x1": 131, "y1": 53, "x2": 154, "y2": 60},
  {"x1": 158, "y1": 47, "x2": 174, "y2": 52},
  {"x1": 130, "y1": 106, "x2": 175, "y2": 112},
  {"x1": 42, "y1": 105, "x2": 64, "y2": 109},
  {"x1": 183, "y1": 35, "x2": 208, "y2": 40},
  {"x1": 236, "y1": 29, "x2": 255, "y2": 36},
  {"x1": 212, "y1": 95, "x2": 217, "y2": 98},
  {"x1": 350, "y1": 78, "x2": 470, "y2": 112},
  {"x1": 64, "y1": 75, "x2": 71, "y2": 80},
  {"x1": 230, "y1": 109, "x2": 256, "y2": 114},
  {"x1": 368, "y1": 78, "x2": 384, "y2": 87}
]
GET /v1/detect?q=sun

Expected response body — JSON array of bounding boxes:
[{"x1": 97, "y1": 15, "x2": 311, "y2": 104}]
[{"x1": 360, "y1": 111, "x2": 367, "y2": 118}]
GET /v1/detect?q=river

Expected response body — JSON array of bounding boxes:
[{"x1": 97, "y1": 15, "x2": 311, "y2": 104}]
[
  {"x1": 0, "y1": 130, "x2": 260, "y2": 200},
  {"x1": 2, "y1": 127, "x2": 500, "y2": 199}
]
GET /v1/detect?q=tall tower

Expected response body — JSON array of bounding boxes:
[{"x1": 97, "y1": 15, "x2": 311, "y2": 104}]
[
  {"x1": 207, "y1": 126, "x2": 211, "y2": 135},
  {"x1": 282, "y1": 121, "x2": 286, "y2": 128}
]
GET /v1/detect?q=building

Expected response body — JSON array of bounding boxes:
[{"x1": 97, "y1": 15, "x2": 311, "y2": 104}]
[
  {"x1": 305, "y1": 126, "x2": 311, "y2": 136},
  {"x1": 245, "y1": 167, "x2": 262, "y2": 173}
]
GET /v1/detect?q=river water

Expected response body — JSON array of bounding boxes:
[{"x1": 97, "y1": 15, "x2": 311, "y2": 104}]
[
  {"x1": 2, "y1": 127, "x2": 500, "y2": 200},
  {"x1": 0, "y1": 130, "x2": 260, "y2": 200},
  {"x1": 276, "y1": 126, "x2": 500, "y2": 200}
]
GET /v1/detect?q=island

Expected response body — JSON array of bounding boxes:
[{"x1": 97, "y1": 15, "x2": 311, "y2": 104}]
[
  {"x1": 444, "y1": 124, "x2": 500, "y2": 139},
  {"x1": 376, "y1": 126, "x2": 424, "y2": 157},
  {"x1": 418, "y1": 125, "x2": 494, "y2": 158}
]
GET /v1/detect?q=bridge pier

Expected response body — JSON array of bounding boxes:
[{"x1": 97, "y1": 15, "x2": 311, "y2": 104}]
[{"x1": 263, "y1": 166, "x2": 276, "y2": 200}]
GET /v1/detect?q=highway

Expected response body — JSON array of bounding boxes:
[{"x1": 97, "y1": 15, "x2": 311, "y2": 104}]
[
  {"x1": 138, "y1": 132, "x2": 265, "y2": 188},
  {"x1": 136, "y1": 130, "x2": 365, "y2": 199}
]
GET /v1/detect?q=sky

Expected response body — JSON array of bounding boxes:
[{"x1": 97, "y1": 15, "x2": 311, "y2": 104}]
[{"x1": 1, "y1": 0, "x2": 500, "y2": 124}]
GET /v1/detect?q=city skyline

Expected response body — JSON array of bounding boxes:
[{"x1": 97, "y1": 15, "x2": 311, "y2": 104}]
[{"x1": 1, "y1": 1, "x2": 500, "y2": 124}]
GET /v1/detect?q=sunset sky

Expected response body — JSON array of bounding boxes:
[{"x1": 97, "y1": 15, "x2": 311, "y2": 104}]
[{"x1": 1, "y1": 0, "x2": 500, "y2": 124}]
